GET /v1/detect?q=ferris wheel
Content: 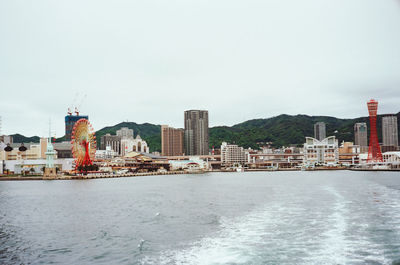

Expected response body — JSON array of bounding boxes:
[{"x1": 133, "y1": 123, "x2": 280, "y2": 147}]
[{"x1": 71, "y1": 119, "x2": 96, "y2": 171}]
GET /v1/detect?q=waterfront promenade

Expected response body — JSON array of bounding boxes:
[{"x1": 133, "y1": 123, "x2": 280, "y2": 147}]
[
  {"x1": 1, "y1": 167, "x2": 399, "y2": 181},
  {"x1": 0, "y1": 170, "x2": 199, "y2": 181}
]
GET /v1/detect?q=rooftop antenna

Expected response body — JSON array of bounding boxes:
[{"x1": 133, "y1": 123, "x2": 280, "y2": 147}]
[
  {"x1": 48, "y1": 118, "x2": 51, "y2": 143},
  {"x1": 48, "y1": 118, "x2": 57, "y2": 143}
]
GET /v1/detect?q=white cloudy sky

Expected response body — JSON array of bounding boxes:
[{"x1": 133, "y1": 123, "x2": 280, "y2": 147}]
[{"x1": 1, "y1": 0, "x2": 400, "y2": 137}]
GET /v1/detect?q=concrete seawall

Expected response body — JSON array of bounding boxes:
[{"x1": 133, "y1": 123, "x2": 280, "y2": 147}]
[{"x1": 0, "y1": 170, "x2": 204, "y2": 181}]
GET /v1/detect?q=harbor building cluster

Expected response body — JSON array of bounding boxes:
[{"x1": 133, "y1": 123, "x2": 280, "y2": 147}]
[{"x1": 1, "y1": 100, "x2": 400, "y2": 178}]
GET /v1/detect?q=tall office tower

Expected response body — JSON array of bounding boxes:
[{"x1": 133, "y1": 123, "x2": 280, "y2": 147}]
[
  {"x1": 116, "y1": 127, "x2": 134, "y2": 139},
  {"x1": 314, "y1": 122, "x2": 326, "y2": 141},
  {"x1": 354, "y1": 122, "x2": 368, "y2": 147},
  {"x1": 161, "y1": 125, "x2": 184, "y2": 156},
  {"x1": 382, "y1": 115, "x2": 398, "y2": 147},
  {"x1": 184, "y1": 110, "x2": 209, "y2": 155}
]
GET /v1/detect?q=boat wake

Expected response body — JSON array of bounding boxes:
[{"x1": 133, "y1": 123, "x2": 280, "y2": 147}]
[{"x1": 142, "y1": 183, "x2": 400, "y2": 265}]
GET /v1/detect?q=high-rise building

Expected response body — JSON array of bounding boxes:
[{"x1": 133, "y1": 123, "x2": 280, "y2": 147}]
[
  {"x1": 184, "y1": 110, "x2": 209, "y2": 155},
  {"x1": 116, "y1": 127, "x2": 134, "y2": 139},
  {"x1": 65, "y1": 114, "x2": 89, "y2": 141},
  {"x1": 354, "y1": 122, "x2": 368, "y2": 148},
  {"x1": 161, "y1": 125, "x2": 184, "y2": 156},
  {"x1": 314, "y1": 122, "x2": 326, "y2": 141},
  {"x1": 382, "y1": 115, "x2": 398, "y2": 147}
]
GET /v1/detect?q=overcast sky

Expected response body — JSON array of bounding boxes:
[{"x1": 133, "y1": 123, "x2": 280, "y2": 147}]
[{"x1": 1, "y1": 0, "x2": 400, "y2": 137}]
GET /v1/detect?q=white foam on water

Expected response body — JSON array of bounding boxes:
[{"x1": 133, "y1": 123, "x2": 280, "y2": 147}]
[
  {"x1": 142, "y1": 205, "x2": 284, "y2": 265},
  {"x1": 346, "y1": 182, "x2": 400, "y2": 264},
  {"x1": 304, "y1": 186, "x2": 350, "y2": 265},
  {"x1": 141, "y1": 183, "x2": 400, "y2": 265},
  {"x1": 304, "y1": 185, "x2": 397, "y2": 265}
]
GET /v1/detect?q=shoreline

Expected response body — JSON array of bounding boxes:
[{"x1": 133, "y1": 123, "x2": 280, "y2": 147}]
[
  {"x1": 0, "y1": 170, "x2": 202, "y2": 181},
  {"x1": 1, "y1": 168, "x2": 400, "y2": 181}
]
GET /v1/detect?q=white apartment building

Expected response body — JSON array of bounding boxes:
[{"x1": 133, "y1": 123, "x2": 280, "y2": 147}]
[
  {"x1": 221, "y1": 142, "x2": 247, "y2": 165},
  {"x1": 120, "y1": 135, "x2": 149, "y2": 156},
  {"x1": 303, "y1": 136, "x2": 339, "y2": 166}
]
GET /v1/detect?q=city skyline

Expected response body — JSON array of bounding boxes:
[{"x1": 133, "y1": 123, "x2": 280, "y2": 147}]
[
  {"x1": 1, "y1": 108, "x2": 400, "y2": 138},
  {"x1": 2, "y1": 1, "x2": 400, "y2": 264},
  {"x1": 1, "y1": 0, "x2": 400, "y2": 136}
]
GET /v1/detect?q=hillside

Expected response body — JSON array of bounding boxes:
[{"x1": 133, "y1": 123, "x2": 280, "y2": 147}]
[
  {"x1": 10, "y1": 134, "x2": 41, "y2": 144},
  {"x1": 210, "y1": 112, "x2": 399, "y2": 149},
  {"x1": 9, "y1": 112, "x2": 400, "y2": 152}
]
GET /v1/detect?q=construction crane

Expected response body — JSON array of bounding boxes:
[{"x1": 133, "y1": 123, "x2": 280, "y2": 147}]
[
  {"x1": 67, "y1": 92, "x2": 79, "y2": 116},
  {"x1": 74, "y1": 94, "x2": 87, "y2": 116}
]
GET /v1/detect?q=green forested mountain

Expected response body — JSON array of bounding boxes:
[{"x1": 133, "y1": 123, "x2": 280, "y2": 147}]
[
  {"x1": 11, "y1": 112, "x2": 400, "y2": 152},
  {"x1": 210, "y1": 112, "x2": 399, "y2": 149},
  {"x1": 10, "y1": 134, "x2": 41, "y2": 143}
]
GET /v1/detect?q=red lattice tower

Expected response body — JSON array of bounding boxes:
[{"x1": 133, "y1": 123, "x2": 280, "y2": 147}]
[{"x1": 367, "y1": 99, "x2": 383, "y2": 163}]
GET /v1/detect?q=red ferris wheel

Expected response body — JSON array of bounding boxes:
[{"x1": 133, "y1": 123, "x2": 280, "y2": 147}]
[{"x1": 71, "y1": 119, "x2": 97, "y2": 171}]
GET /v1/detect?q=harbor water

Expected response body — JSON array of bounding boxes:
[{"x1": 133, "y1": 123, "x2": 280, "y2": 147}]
[{"x1": 1, "y1": 171, "x2": 400, "y2": 264}]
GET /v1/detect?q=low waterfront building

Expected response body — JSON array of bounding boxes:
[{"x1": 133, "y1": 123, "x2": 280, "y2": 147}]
[
  {"x1": 95, "y1": 146, "x2": 118, "y2": 159},
  {"x1": 339, "y1": 141, "x2": 360, "y2": 165},
  {"x1": 53, "y1": 141, "x2": 73, "y2": 158},
  {"x1": 303, "y1": 136, "x2": 339, "y2": 166},
  {"x1": 359, "y1": 151, "x2": 400, "y2": 169},
  {"x1": 3, "y1": 158, "x2": 74, "y2": 174},
  {"x1": 169, "y1": 156, "x2": 209, "y2": 171},
  {"x1": 221, "y1": 142, "x2": 247, "y2": 166},
  {"x1": 382, "y1": 152, "x2": 400, "y2": 169},
  {"x1": 0, "y1": 138, "x2": 73, "y2": 161},
  {"x1": 0, "y1": 141, "x2": 48, "y2": 160},
  {"x1": 247, "y1": 149, "x2": 303, "y2": 169},
  {"x1": 123, "y1": 151, "x2": 170, "y2": 172}
]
